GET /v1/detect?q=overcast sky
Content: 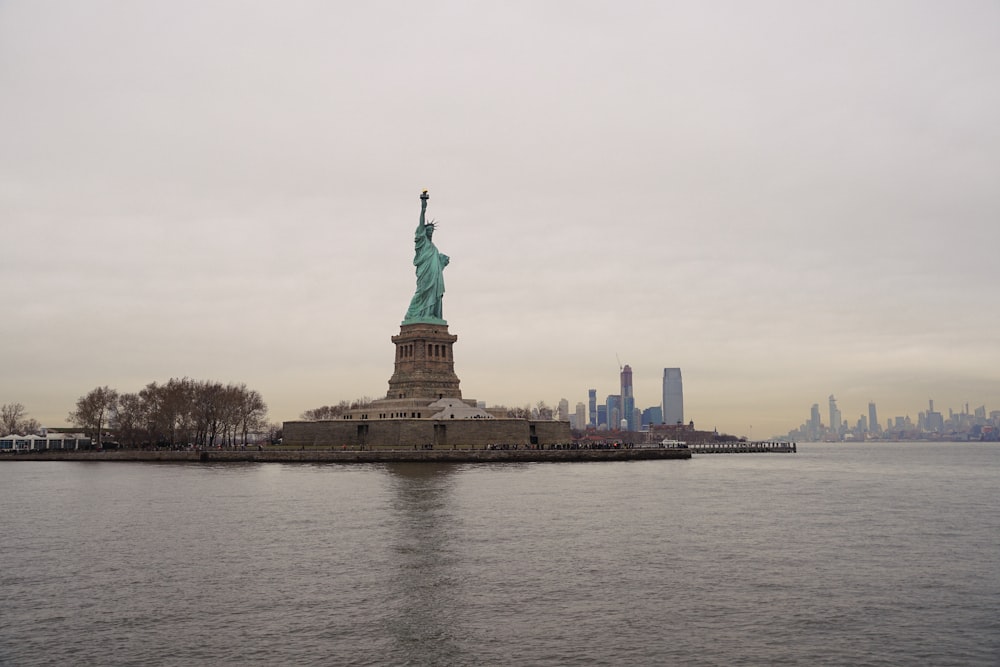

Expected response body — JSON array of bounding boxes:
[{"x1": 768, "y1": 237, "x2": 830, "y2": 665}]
[{"x1": 3, "y1": 1, "x2": 998, "y2": 438}]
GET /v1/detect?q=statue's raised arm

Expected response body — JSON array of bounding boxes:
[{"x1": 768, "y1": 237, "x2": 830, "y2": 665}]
[
  {"x1": 403, "y1": 190, "x2": 449, "y2": 325},
  {"x1": 415, "y1": 190, "x2": 429, "y2": 235}
]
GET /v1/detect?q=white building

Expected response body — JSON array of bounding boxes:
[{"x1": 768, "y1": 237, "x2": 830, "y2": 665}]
[{"x1": 0, "y1": 433, "x2": 93, "y2": 452}]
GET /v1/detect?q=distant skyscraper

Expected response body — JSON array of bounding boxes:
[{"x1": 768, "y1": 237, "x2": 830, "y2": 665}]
[
  {"x1": 662, "y1": 368, "x2": 683, "y2": 425},
  {"x1": 829, "y1": 395, "x2": 841, "y2": 433},
  {"x1": 926, "y1": 398, "x2": 944, "y2": 432},
  {"x1": 575, "y1": 402, "x2": 586, "y2": 430},
  {"x1": 643, "y1": 405, "x2": 662, "y2": 427},
  {"x1": 868, "y1": 401, "x2": 879, "y2": 434},
  {"x1": 621, "y1": 364, "x2": 635, "y2": 430},
  {"x1": 597, "y1": 404, "x2": 608, "y2": 429},
  {"x1": 557, "y1": 398, "x2": 569, "y2": 421},
  {"x1": 606, "y1": 394, "x2": 621, "y2": 431},
  {"x1": 588, "y1": 389, "x2": 597, "y2": 428}
]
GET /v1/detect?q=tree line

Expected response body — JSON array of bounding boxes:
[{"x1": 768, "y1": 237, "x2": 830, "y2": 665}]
[
  {"x1": 67, "y1": 378, "x2": 271, "y2": 448},
  {"x1": 299, "y1": 397, "x2": 376, "y2": 420}
]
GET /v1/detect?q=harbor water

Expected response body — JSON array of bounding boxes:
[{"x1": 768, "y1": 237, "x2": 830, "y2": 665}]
[{"x1": 2, "y1": 442, "x2": 998, "y2": 665}]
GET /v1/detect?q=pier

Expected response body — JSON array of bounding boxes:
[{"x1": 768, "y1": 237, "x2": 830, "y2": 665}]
[{"x1": 688, "y1": 441, "x2": 796, "y2": 454}]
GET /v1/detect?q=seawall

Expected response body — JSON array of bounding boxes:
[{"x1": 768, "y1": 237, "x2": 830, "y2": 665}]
[{"x1": 1, "y1": 448, "x2": 692, "y2": 464}]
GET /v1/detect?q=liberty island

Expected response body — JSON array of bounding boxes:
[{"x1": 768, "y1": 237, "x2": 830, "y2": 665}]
[{"x1": 2, "y1": 191, "x2": 690, "y2": 460}]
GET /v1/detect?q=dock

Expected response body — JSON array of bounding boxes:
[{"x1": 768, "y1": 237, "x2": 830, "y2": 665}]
[{"x1": 688, "y1": 441, "x2": 796, "y2": 454}]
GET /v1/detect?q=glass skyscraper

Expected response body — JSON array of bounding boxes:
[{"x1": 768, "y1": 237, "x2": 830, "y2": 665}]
[
  {"x1": 606, "y1": 395, "x2": 621, "y2": 430},
  {"x1": 662, "y1": 368, "x2": 683, "y2": 425},
  {"x1": 620, "y1": 365, "x2": 635, "y2": 431}
]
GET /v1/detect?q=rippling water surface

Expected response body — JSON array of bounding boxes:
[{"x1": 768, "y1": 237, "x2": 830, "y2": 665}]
[{"x1": 2, "y1": 442, "x2": 998, "y2": 666}]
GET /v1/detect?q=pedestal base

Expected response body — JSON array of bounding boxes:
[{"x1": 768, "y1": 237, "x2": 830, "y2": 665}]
[{"x1": 386, "y1": 323, "x2": 462, "y2": 401}]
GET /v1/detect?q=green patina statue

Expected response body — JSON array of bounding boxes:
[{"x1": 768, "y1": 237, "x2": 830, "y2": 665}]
[{"x1": 403, "y1": 190, "x2": 449, "y2": 325}]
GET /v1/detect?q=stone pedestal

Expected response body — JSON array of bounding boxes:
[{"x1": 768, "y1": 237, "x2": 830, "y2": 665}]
[{"x1": 386, "y1": 323, "x2": 461, "y2": 400}]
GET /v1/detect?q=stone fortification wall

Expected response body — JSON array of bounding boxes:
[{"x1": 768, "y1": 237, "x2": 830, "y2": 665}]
[
  {"x1": 2, "y1": 447, "x2": 690, "y2": 463},
  {"x1": 531, "y1": 421, "x2": 571, "y2": 444},
  {"x1": 282, "y1": 418, "x2": 571, "y2": 448}
]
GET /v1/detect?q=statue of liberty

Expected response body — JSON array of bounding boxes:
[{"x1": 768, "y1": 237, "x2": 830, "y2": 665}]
[{"x1": 403, "y1": 190, "x2": 449, "y2": 324}]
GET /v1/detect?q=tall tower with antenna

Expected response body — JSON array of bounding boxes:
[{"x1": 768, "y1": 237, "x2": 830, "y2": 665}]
[{"x1": 620, "y1": 362, "x2": 634, "y2": 431}]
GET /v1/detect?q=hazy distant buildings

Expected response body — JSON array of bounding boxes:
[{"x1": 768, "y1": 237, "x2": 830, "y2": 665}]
[
  {"x1": 785, "y1": 394, "x2": 999, "y2": 442},
  {"x1": 575, "y1": 402, "x2": 585, "y2": 430},
  {"x1": 662, "y1": 368, "x2": 683, "y2": 426},
  {"x1": 588, "y1": 389, "x2": 597, "y2": 428},
  {"x1": 796, "y1": 403, "x2": 825, "y2": 441}
]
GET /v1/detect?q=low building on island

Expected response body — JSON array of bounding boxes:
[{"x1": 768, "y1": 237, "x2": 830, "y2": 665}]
[{"x1": 1, "y1": 433, "x2": 93, "y2": 452}]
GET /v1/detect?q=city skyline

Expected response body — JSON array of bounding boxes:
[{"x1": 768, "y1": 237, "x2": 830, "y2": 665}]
[
  {"x1": 786, "y1": 395, "x2": 998, "y2": 441},
  {"x1": 574, "y1": 362, "x2": 998, "y2": 439},
  {"x1": 3, "y1": 2, "x2": 999, "y2": 438}
]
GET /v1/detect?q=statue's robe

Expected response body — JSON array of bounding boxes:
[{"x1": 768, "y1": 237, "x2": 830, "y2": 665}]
[{"x1": 404, "y1": 225, "x2": 449, "y2": 322}]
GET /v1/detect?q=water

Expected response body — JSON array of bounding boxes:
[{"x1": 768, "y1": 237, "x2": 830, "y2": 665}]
[{"x1": 2, "y1": 443, "x2": 998, "y2": 666}]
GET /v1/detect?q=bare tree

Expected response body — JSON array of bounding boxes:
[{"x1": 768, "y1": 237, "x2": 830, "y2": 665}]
[
  {"x1": 68, "y1": 386, "x2": 120, "y2": 447},
  {"x1": 535, "y1": 401, "x2": 554, "y2": 420},
  {"x1": 142, "y1": 378, "x2": 196, "y2": 446},
  {"x1": 1, "y1": 403, "x2": 40, "y2": 434},
  {"x1": 350, "y1": 396, "x2": 375, "y2": 410},
  {"x1": 190, "y1": 380, "x2": 226, "y2": 447},
  {"x1": 113, "y1": 392, "x2": 148, "y2": 448},
  {"x1": 236, "y1": 387, "x2": 267, "y2": 445},
  {"x1": 1, "y1": 403, "x2": 26, "y2": 433}
]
